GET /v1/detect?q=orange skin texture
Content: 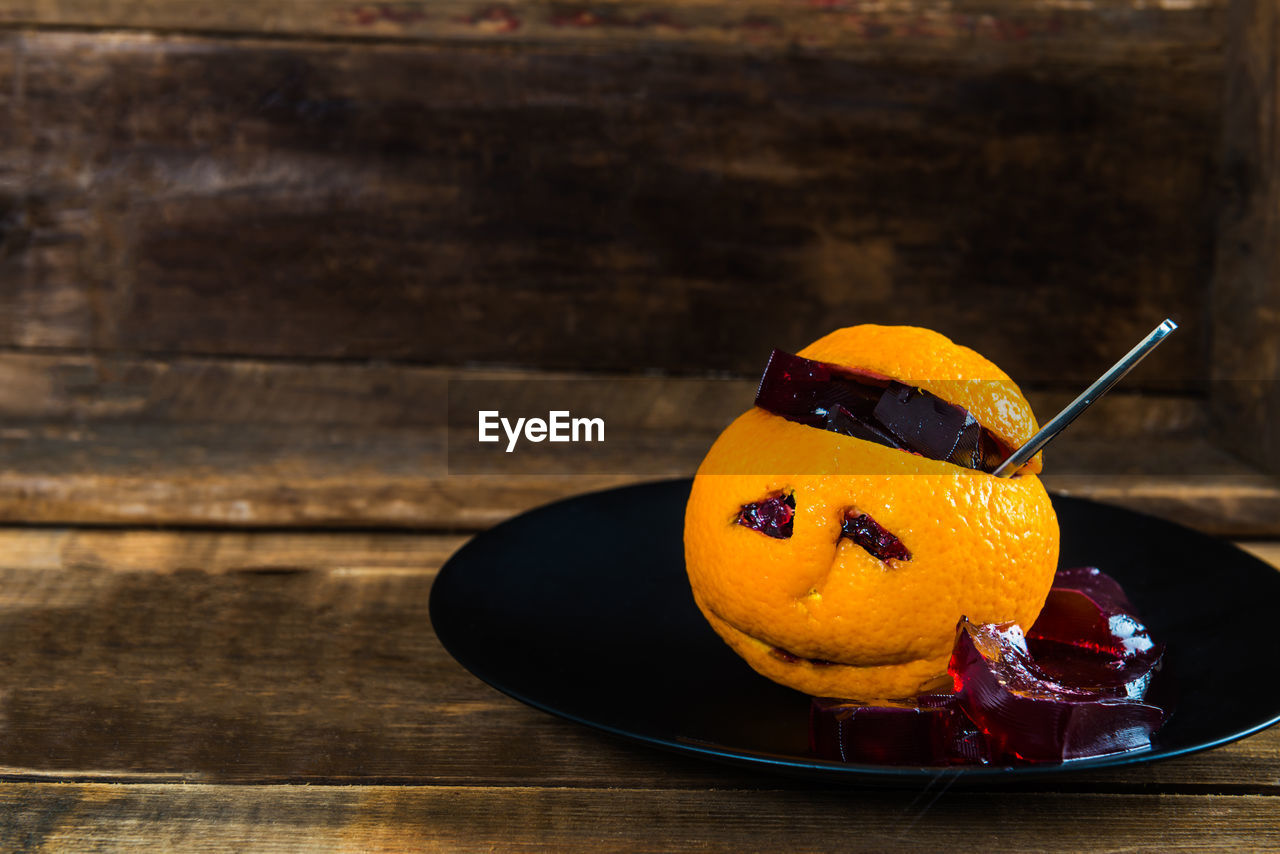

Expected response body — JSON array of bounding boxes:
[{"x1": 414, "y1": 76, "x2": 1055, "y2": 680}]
[{"x1": 683, "y1": 325, "x2": 1060, "y2": 700}]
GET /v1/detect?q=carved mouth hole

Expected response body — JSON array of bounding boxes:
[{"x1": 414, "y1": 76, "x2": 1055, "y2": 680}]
[{"x1": 770, "y1": 646, "x2": 839, "y2": 667}]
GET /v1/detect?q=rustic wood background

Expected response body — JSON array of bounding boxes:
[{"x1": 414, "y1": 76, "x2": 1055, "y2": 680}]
[
  {"x1": 0, "y1": 528, "x2": 1276, "y2": 850},
  {"x1": 0, "y1": 0, "x2": 1274, "y2": 534},
  {"x1": 1, "y1": 0, "x2": 1279, "y2": 850}
]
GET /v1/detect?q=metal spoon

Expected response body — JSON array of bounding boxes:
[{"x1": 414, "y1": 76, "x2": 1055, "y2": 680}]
[{"x1": 992, "y1": 319, "x2": 1179, "y2": 477}]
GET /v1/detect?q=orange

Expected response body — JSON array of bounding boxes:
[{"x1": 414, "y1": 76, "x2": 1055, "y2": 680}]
[{"x1": 683, "y1": 325, "x2": 1060, "y2": 700}]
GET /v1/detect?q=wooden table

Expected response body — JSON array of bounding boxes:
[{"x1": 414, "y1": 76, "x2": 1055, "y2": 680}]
[{"x1": 0, "y1": 516, "x2": 1275, "y2": 851}]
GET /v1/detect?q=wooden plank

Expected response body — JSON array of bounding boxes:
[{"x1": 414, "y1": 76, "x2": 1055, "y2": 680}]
[
  {"x1": 1211, "y1": 0, "x2": 1280, "y2": 476},
  {"x1": 0, "y1": 351, "x2": 1274, "y2": 532},
  {"x1": 2, "y1": 445, "x2": 1263, "y2": 534},
  {"x1": 0, "y1": 526, "x2": 1273, "y2": 789},
  {"x1": 0, "y1": 0, "x2": 1225, "y2": 57},
  {"x1": 0, "y1": 350, "x2": 1207, "y2": 432},
  {"x1": 0, "y1": 527, "x2": 752, "y2": 788},
  {"x1": 0, "y1": 527, "x2": 470, "y2": 575},
  {"x1": 1044, "y1": 473, "x2": 1280, "y2": 538},
  {"x1": 0, "y1": 29, "x2": 1218, "y2": 383},
  {"x1": 0, "y1": 784, "x2": 1277, "y2": 852}
]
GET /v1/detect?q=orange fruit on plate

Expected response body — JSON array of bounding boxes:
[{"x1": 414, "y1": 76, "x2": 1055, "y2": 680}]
[{"x1": 683, "y1": 325, "x2": 1060, "y2": 700}]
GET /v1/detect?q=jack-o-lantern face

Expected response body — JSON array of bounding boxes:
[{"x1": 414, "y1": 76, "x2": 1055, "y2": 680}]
[{"x1": 684, "y1": 326, "x2": 1060, "y2": 700}]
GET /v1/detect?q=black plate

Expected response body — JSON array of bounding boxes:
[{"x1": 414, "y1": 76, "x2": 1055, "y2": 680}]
[{"x1": 430, "y1": 479, "x2": 1280, "y2": 782}]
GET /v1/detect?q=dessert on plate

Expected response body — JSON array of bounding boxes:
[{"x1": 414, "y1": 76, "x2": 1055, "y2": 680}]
[{"x1": 684, "y1": 325, "x2": 1166, "y2": 763}]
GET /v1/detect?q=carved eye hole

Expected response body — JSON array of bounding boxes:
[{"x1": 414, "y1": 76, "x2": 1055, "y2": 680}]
[
  {"x1": 736, "y1": 492, "x2": 795, "y2": 539},
  {"x1": 841, "y1": 510, "x2": 911, "y2": 563}
]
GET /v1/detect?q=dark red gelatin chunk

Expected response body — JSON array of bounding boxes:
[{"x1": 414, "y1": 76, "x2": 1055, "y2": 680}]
[
  {"x1": 1029, "y1": 567, "x2": 1159, "y2": 659},
  {"x1": 737, "y1": 492, "x2": 795, "y2": 539},
  {"x1": 949, "y1": 618, "x2": 1165, "y2": 763},
  {"x1": 812, "y1": 567, "x2": 1167, "y2": 767},
  {"x1": 873, "y1": 382, "x2": 1005, "y2": 471},
  {"x1": 753, "y1": 349, "x2": 1008, "y2": 472},
  {"x1": 754, "y1": 349, "x2": 900, "y2": 448},
  {"x1": 1027, "y1": 567, "x2": 1164, "y2": 700},
  {"x1": 810, "y1": 694, "x2": 988, "y2": 766},
  {"x1": 842, "y1": 511, "x2": 912, "y2": 562}
]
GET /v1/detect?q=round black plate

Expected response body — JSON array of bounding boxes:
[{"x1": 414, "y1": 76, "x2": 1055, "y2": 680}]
[{"x1": 430, "y1": 479, "x2": 1280, "y2": 782}]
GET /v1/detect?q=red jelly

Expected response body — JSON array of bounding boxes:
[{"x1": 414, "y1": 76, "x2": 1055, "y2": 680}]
[
  {"x1": 841, "y1": 511, "x2": 912, "y2": 563},
  {"x1": 950, "y1": 618, "x2": 1165, "y2": 762},
  {"x1": 753, "y1": 349, "x2": 1007, "y2": 472},
  {"x1": 1025, "y1": 566, "x2": 1164, "y2": 700},
  {"x1": 737, "y1": 492, "x2": 795, "y2": 539},
  {"x1": 1029, "y1": 567, "x2": 1160, "y2": 658},
  {"x1": 810, "y1": 694, "x2": 988, "y2": 766},
  {"x1": 810, "y1": 567, "x2": 1168, "y2": 766}
]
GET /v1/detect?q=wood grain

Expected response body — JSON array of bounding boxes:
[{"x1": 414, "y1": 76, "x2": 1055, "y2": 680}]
[
  {"x1": 1211, "y1": 0, "x2": 1280, "y2": 476},
  {"x1": 1, "y1": 784, "x2": 1278, "y2": 853},
  {"x1": 0, "y1": 350, "x2": 1209, "y2": 433},
  {"x1": 0, "y1": 351, "x2": 1271, "y2": 532},
  {"x1": 0, "y1": 526, "x2": 1273, "y2": 791},
  {"x1": 0, "y1": 0, "x2": 1225, "y2": 57},
  {"x1": 0, "y1": 29, "x2": 1218, "y2": 383}
]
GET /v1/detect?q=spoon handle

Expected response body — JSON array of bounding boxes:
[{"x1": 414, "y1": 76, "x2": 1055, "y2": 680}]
[{"x1": 992, "y1": 319, "x2": 1179, "y2": 478}]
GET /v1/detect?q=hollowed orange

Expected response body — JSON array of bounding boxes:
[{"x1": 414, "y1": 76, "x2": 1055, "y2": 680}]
[{"x1": 684, "y1": 325, "x2": 1060, "y2": 700}]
